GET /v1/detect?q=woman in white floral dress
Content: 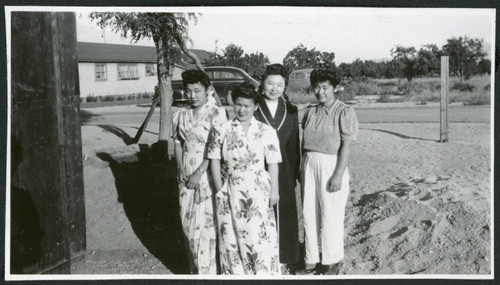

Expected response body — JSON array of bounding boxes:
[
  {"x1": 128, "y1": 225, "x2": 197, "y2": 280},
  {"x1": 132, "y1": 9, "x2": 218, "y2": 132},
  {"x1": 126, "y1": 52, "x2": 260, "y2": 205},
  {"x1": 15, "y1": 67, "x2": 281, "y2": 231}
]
[
  {"x1": 208, "y1": 83, "x2": 281, "y2": 275},
  {"x1": 172, "y1": 70, "x2": 227, "y2": 274}
]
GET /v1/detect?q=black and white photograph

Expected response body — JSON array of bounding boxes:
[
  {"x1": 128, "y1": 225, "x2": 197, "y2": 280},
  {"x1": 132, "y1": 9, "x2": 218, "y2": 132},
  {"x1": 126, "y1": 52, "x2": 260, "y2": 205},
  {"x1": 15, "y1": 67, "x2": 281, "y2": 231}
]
[{"x1": 4, "y1": 4, "x2": 495, "y2": 280}]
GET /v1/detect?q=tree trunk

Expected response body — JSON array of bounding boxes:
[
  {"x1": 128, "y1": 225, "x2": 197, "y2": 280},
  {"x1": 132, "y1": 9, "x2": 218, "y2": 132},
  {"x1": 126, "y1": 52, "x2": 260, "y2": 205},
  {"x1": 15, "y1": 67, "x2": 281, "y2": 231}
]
[
  {"x1": 154, "y1": 36, "x2": 175, "y2": 160},
  {"x1": 158, "y1": 77, "x2": 173, "y2": 141}
]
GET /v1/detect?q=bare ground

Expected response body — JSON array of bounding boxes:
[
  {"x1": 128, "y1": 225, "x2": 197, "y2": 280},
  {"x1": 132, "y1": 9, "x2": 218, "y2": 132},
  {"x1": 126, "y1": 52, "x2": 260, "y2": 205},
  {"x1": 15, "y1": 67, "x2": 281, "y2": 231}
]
[{"x1": 77, "y1": 115, "x2": 491, "y2": 275}]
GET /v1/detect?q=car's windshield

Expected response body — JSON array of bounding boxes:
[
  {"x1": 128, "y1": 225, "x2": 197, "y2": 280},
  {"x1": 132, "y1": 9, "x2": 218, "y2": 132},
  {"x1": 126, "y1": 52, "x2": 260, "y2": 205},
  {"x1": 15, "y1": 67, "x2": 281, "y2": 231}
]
[{"x1": 211, "y1": 71, "x2": 244, "y2": 80}]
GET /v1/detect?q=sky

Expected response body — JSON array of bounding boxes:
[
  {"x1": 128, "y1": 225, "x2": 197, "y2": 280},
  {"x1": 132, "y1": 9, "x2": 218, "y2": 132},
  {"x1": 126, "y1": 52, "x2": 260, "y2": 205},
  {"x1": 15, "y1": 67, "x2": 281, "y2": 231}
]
[{"x1": 74, "y1": 7, "x2": 495, "y2": 64}]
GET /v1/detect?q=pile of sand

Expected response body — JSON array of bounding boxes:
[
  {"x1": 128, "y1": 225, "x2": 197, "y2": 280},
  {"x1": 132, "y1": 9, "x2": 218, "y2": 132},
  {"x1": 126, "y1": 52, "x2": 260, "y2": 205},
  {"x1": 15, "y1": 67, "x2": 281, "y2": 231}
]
[
  {"x1": 80, "y1": 120, "x2": 491, "y2": 275},
  {"x1": 342, "y1": 122, "x2": 491, "y2": 275}
]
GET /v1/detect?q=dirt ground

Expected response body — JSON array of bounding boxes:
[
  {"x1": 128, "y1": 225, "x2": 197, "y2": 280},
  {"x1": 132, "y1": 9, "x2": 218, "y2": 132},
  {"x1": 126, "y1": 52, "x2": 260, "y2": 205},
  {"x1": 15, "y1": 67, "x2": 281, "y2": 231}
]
[{"x1": 77, "y1": 104, "x2": 492, "y2": 276}]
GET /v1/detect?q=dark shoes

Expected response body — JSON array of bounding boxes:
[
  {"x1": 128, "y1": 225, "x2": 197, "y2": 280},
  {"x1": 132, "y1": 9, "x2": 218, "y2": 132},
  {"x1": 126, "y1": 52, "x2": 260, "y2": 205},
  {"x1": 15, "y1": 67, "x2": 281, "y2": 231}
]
[{"x1": 296, "y1": 262, "x2": 341, "y2": 275}]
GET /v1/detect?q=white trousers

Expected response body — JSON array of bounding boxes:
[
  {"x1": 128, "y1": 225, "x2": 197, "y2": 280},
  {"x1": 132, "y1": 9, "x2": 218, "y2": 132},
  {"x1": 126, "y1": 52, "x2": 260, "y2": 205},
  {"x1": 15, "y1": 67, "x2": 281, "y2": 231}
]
[{"x1": 301, "y1": 151, "x2": 350, "y2": 265}]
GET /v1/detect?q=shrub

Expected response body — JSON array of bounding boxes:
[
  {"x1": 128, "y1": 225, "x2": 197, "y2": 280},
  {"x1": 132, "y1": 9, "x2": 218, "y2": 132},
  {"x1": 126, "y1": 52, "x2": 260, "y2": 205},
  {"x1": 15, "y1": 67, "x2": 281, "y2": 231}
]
[
  {"x1": 407, "y1": 89, "x2": 440, "y2": 103},
  {"x1": 85, "y1": 94, "x2": 98, "y2": 102},
  {"x1": 100, "y1": 95, "x2": 115, "y2": 102},
  {"x1": 376, "y1": 94, "x2": 406, "y2": 103},
  {"x1": 127, "y1": 94, "x2": 137, "y2": 100},
  {"x1": 377, "y1": 80, "x2": 398, "y2": 87},
  {"x1": 377, "y1": 94, "x2": 392, "y2": 103},
  {"x1": 335, "y1": 88, "x2": 356, "y2": 102},
  {"x1": 116, "y1": 95, "x2": 126, "y2": 101},
  {"x1": 451, "y1": 82, "x2": 475, "y2": 92},
  {"x1": 287, "y1": 90, "x2": 317, "y2": 104},
  {"x1": 141, "y1": 92, "x2": 152, "y2": 99},
  {"x1": 449, "y1": 90, "x2": 490, "y2": 105},
  {"x1": 343, "y1": 81, "x2": 381, "y2": 96}
]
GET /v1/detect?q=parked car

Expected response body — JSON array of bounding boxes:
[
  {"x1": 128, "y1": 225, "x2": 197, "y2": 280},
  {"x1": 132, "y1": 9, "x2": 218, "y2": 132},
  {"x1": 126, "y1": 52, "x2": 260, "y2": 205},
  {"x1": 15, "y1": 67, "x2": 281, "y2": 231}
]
[
  {"x1": 288, "y1": 68, "x2": 313, "y2": 91},
  {"x1": 172, "y1": 66, "x2": 260, "y2": 106}
]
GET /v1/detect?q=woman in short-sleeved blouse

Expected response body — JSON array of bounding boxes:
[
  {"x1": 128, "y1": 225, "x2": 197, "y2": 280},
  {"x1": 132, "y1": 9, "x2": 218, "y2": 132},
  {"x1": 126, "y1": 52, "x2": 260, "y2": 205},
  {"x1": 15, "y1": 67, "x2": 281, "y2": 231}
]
[
  {"x1": 208, "y1": 83, "x2": 281, "y2": 275},
  {"x1": 300, "y1": 68, "x2": 358, "y2": 275},
  {"x1": 172, "y1": 70, "x2": 227, "y2": 274}
]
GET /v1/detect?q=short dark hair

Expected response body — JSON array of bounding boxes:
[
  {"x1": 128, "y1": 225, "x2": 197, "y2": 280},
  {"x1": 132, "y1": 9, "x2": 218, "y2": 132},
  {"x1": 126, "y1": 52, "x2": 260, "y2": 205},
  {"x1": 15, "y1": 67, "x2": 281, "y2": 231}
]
[
  {"x1": 260, "y1": 63, "x2": 289, "y2": 87},
  {"x1": 181, "y1": 69, "x2": 211, "y2": 89},
  {"x1": 232, "y1": 82, "x2": 260, "y2": 104},
  {"x1": 310, "y1": 68, "x2": 341, "y2": 88},
  {"x1": 259, "y1": 63, "x2": 290, "y2": 101}
]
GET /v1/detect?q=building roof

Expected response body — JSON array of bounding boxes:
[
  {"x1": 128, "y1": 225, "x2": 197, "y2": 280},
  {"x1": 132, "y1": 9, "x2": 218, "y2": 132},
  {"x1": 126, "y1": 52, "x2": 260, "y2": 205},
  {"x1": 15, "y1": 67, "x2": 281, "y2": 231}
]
[{"x1": 76, "y1": 42, "x2": 211, "y2": 67}]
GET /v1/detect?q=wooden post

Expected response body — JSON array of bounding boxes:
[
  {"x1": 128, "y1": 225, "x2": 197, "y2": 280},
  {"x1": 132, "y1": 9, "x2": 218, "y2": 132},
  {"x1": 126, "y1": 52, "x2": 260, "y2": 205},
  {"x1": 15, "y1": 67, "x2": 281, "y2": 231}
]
[
  {"x1": 10, "y1": 12, "x2": 85, "y2": 274},
  {"x1": 440, "y1": 56, "x2": 449, "y2": 143}
]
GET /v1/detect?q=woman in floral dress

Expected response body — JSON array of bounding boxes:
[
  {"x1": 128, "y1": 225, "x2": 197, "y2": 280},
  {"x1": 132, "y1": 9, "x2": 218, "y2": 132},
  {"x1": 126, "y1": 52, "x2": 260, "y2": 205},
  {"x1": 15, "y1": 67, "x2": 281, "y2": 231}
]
[
  {"x1": 208, "y1": 83, "x2": 281, "y2": 275},
  {"x1": 172, "y1": 69, "x2": 227, "y2": 274}
]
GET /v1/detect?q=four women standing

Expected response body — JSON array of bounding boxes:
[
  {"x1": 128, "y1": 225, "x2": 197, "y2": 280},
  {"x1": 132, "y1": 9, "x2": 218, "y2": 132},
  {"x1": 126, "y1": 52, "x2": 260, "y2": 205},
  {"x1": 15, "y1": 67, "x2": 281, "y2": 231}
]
[{"x1": 173, "y1": 66, "x2": 357, "y2": 276}]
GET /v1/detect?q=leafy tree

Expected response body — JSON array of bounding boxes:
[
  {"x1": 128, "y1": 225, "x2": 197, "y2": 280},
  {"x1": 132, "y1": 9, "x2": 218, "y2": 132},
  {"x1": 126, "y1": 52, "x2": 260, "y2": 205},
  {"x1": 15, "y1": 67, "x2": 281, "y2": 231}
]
[
  {"x1": 282, "y1": 43, "x2": 336, "y2": 71},
  {"x1": 348, "y1": 58, "x2": 364, "y2": 80},
  {"x1": 476, "y1": 58, "x2": 491, "y2": 75},
  {"x1": 383, "y1": 60, "x2": 405, "y2": 79},
  {"x1": 242, "y1": 52, "x2": 270, "y2": 80},
  {"x1": 206, "y1": 43, "x2": 269, "y2": 80},
  {"x1": 222, "y1": 43, "x2": 245, "y2": 67},
  {"x1": 90, "y1": 12, "x2": 205, "y2": 148},
  {"x1": 205, "y1": 51, "x2": 225, "y2": 66},
  {"x1": 362, "y1": 60, "x2": 380, "y2": 78},
  {"x1": 391, "y1": 45, "x2": 419, "y2": 81},
  {"x1": 338, "y1": 62, "x2": 350, "y2": 79},
  {"x1": 442, "y1": 36, "x2": 486, "y2": 81},
  {"x1": 416, "y1": 44, "x2": 441, "y2": 77}
]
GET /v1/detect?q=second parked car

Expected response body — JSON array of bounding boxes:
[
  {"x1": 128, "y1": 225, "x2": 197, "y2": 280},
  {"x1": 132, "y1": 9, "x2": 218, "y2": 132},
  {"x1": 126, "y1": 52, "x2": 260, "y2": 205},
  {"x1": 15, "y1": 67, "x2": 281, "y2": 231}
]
[
  {"x1": 172, "y1": 66, "x2": 260, "y2": 106},
  {"x1": 287, "y1": 68, "x2": 313, "y2": 91}
]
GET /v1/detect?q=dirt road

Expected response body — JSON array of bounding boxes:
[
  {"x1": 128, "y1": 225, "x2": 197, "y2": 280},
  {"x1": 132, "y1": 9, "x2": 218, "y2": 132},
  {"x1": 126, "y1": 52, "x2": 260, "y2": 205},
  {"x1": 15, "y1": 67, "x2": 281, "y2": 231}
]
[{"x1": 78, "y1": 103, "x2": 492, "y2": 276}]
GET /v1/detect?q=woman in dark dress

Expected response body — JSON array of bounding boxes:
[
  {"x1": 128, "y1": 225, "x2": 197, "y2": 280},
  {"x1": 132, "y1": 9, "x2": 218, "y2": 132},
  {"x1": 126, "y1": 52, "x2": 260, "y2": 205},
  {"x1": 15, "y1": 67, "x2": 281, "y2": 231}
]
[{"x1": 253, "y1": 64, "x2": 301, "y2": 274}]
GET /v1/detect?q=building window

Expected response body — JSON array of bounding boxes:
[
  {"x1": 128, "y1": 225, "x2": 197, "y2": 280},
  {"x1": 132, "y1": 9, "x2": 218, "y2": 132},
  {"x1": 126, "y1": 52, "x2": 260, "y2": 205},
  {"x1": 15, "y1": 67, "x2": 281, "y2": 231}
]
[
  {"x1": 95, "y1": 64, "x2": 107, "y2": 81},
  {"x1": 117, "y1": 64, "x2": 140, "y2": 80},
  {"x1": 145, "y1": 64, "x2": 157, "y2": 76}
]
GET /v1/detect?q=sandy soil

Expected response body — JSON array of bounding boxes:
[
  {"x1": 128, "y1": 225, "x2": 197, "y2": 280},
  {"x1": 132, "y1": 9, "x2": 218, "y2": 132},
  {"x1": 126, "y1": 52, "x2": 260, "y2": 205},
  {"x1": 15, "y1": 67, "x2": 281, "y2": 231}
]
[{"x1": 78, "y1": 108, "x2": 491, "y2": 275}]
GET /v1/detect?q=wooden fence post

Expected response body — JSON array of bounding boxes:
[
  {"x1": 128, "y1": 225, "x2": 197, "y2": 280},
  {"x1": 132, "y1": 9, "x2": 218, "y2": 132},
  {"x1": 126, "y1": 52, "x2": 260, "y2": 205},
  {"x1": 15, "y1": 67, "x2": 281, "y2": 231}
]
[
  {"x1": 10, "y1": 12, "x2": 85, "y2": 274},
  {"x1": 440, "y1": 56, "x2": 449, "y2": 143}
]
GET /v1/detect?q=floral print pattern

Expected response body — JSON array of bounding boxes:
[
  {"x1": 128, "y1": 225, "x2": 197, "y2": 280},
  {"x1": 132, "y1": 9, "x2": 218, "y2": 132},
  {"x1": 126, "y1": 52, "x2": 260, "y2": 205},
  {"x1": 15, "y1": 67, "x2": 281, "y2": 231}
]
[
  {"x1": 172, "y1": 101, "x2": 226, "y2": 274},
  {"x1": 208, "y1": 117, "x2": 282, "y2": 275}
]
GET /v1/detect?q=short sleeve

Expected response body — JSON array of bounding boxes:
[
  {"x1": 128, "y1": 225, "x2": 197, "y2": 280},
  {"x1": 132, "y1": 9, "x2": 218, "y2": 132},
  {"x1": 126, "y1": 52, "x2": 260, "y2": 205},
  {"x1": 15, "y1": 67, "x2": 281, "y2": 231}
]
[
  {"x1": 211, "y1": 106, "x2": 227, "y2": 127},
  {"x1": 207, "y1": 124, "x2": 224, "y2": 160},
  {"x1": 301, "y1": 105, "x2": 313, "y2": 129},
  {"x1": 340, "y1": 106, "x2": 358, "y2": 141},
  {"x1": 264, "y1": 127, "x2": 282, "y2": 164},
  {"x1": 172, "y1": 110, "x2": 182, "y2": 144}
]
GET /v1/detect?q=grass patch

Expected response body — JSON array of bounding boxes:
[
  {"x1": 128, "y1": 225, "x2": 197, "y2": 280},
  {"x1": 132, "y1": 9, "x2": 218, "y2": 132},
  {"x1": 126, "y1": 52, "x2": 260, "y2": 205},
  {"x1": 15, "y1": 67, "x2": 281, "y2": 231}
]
[
  {"x1": 286, "y1": 75, "x2": 491, "y2": 105},
  {"x1": 343, "y1": 81, "x2": 381, "y2": 96},
  {"x1": 287, "y1": 88, "x2": 355, "y2": 105},
  {"x1": 287, "y1": 90, "x2": 317, "y2": 105},
  {"x1": 407, "y1": 89, "x2": 490, "y2": 105}
]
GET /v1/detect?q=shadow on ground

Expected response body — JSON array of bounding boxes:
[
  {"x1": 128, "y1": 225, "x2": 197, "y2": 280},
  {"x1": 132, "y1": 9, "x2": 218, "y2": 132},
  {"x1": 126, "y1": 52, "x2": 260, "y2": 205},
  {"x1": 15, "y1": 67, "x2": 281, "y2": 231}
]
[
  {"x1": 361, "y1": 128, "x2": 439, "y2": 142},
  {"x1": 98, "y1": 124, "x2": 136, "y2": 145},
  {"x1": 80, "y1": 110, "x2": 98, "y2": 125},
  {"x1": 96, "y1": 147, "x2": 189, "y2": 274}
]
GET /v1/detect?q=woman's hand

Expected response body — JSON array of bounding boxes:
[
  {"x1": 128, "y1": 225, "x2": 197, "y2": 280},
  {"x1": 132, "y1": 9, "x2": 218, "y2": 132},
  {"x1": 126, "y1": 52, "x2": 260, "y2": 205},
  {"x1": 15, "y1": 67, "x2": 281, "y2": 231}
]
[
  {"x1": 326, "y1": 174, "x2": 343, "y2": 193},
  {"x1": 177, "y1": 167, "x2": 189, "y2": 184},
  {"x1": 185, "y1": 170, "x2": 202, "y2": 190},
  {"x1": 270, "y1": 189, "x2": 279, "y2": 207}
]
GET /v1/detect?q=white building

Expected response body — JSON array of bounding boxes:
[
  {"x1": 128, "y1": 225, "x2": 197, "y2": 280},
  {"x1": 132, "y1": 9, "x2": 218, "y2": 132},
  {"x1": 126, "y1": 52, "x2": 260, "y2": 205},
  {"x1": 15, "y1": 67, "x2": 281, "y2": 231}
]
[{"x1": 76, "y1": 42, "x2": 211, "y2": 98}]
